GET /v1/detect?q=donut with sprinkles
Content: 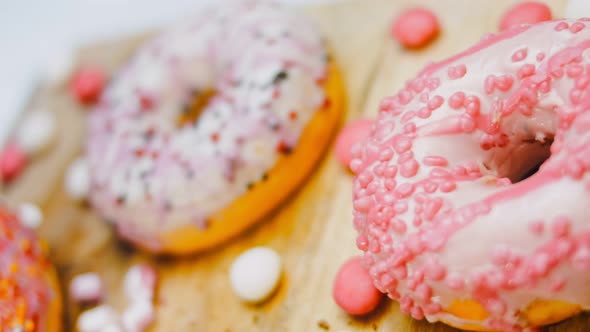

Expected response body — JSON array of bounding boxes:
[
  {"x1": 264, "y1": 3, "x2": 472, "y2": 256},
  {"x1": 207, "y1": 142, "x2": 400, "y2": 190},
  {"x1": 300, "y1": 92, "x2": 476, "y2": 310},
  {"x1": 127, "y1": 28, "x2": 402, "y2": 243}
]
[
  {"x1": 352, "y1": 19, "x2": 590, "y2": 330},
  {"x1": 87, "y1": 0, "x2": 344, "y2": 254},
  {"x1": 0, "y1": 205, "x2": 62, "y2": 332}
]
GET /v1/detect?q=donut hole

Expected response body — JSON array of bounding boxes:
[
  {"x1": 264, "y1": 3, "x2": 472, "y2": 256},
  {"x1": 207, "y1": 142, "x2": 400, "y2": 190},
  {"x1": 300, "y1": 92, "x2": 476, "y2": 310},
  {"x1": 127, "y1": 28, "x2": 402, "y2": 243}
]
[
  {"x1": 490, "y1": 135, "x2": 554, "y2": 183},
  {"x1": 177, "y1": 89, "x2": 216, "y2": 127}
]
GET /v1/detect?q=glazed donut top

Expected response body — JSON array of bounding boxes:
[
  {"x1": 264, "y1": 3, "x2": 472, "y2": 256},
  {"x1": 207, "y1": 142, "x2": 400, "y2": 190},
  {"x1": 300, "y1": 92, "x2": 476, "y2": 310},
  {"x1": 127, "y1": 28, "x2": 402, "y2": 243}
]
[
  {"x1": 0, "y1": 206, "x2": 52, "y2": 332},
  {"x1": 352, "y1": 19, "x2": 590, "y2": 329},
  {"x1": 87, "y1": 0, "x2": 328, "y2": 240}
]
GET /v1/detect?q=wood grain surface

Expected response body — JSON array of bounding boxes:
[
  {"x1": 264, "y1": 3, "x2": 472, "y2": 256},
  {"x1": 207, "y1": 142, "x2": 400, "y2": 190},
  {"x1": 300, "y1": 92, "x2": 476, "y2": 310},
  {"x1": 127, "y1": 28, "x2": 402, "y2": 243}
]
[{"x1": 4, "y1": 0, "x2": 589, "y2": 331}]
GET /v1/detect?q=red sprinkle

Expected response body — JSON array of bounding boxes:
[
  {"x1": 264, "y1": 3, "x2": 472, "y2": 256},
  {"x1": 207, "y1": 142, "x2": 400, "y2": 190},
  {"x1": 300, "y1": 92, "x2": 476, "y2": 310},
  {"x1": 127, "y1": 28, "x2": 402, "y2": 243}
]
[
  {"x1": 0, "y1": 143, "x2": 27, "y2": 183},
  {"x1": 498, "y1": 2, "x2": 552, "y2": 31},
  {"x1": 333, "y1": 257, "x2": 383, "y2": 315},
  {"x1": 71, "y1": 67, "x2": 106, "y2": 105},
  {"x1": 391, "y1": 8, "x2": 440, "y2": 49}
]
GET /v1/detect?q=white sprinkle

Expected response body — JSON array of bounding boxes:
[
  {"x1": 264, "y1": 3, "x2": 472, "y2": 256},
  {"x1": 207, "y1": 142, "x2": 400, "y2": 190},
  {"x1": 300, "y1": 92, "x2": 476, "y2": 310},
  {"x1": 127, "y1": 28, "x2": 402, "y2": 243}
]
[
  {"x1": 229, "y1": 246, "x2": 282, "y2": 303},
  {"x1": 124, "y1": 264, "x2": 157, "y2": 302},
  {"x1": 65, "y1": 157, "x2": 90, "y2": 200},
  {"x1": 15, "y1": 109, "x2": 56, "y2": 156},
  {"x1": 77, "y1": 305, "x2": 119, "y2": 332},
  {"x1": 565, "y1": 0, "x2": 590, "y2": 18},
  {"x1": 18, "y1": 203, "x2": 42, "y2": 229},
  {"x1": 44, "y1": 47, "x2": 76, "y2": 86},
  {"x1": 122, "y1": 300, "x2": 155, "y2": 332},
  {"x1": 70, "y1": 272, "x2": 104, "y2": 303}
]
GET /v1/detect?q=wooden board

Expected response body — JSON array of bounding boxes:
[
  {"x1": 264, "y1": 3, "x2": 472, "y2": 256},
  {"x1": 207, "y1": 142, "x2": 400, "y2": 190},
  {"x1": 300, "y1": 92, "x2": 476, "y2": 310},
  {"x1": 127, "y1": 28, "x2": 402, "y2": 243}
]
[{"x1": 4, "y1": 0, "x2": 590, "y2": 331}]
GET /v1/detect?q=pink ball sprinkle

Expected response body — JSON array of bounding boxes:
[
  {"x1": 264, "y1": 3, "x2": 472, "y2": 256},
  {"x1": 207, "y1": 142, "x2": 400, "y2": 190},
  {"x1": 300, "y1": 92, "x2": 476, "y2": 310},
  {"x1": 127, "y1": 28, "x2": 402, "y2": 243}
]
[
  {"x1": 334, "y1": 119, "x2": 373, "y2": 171},
  {"x1": 333, "y1": 257, "x2": 383, "y2": 315},
  {"x1": 391, "y1": 7, "x2": 440, "y2": 48},
  {"x1": 498, "y1": 2, "x2": 552, "y2": 31},
  {"x1": 0, "y1": 143, "x2": 27, "y2": 183},
  {"x1": 71, "y1": 67, "x2": 106, "y2": 105}
]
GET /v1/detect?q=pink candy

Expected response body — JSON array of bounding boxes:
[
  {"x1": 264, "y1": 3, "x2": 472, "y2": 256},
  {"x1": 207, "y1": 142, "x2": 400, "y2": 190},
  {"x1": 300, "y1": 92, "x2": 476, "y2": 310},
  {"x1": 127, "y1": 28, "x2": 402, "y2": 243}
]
[
  {"x1": 71, "y1": 67, "x2": 106, "y2": 105},
  {"x1": 391, "y1": 8, "x2": 440, "y2": 48},
  {"x1": 499, "y1": 1, "x2": 552, "y2": 31},
  {"x1": 0, "y1": 143, "x2": 27, "y2": 183},
  {"x1": 333, "y1": 257, "x2": 383, "y2": 315},
  {"x1": 334, "y1": 119, "x2": 373, "y2": 170}
]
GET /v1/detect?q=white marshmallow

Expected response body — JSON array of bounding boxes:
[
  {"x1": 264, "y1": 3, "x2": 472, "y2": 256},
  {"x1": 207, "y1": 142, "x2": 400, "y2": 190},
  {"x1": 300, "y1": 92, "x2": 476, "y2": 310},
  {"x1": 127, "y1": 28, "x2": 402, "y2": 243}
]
[
  {"x1": 122, "y1": 300, "x2": 155, "y2": 332},
  {"x1": 18, "y1": 203, "x2": 42, "y2": 229},
  {"x1": 15, "y1": 109, "x2": 56, "y2": 156},
  {"x1": 124, "y1": 264, "x2": 157, "y2": 302},
  {"x1": 77, "y1": 305, "x2": 119, "y2": 332},
  {"x1": 70, "y1": 272, "x2": 104, "y2": 303},
  {"x1": 65, "y1": 157, "x2": 89, "y2": 200},
  {"x1": 44, "y1": 47, "x2": 76, "y2": 86},
  {"x1": 229, "y1": 246, "x2": 283, "y2": 303},
  {"x1": 565, "y1": 0, "x2": 590, "y2": 18}
]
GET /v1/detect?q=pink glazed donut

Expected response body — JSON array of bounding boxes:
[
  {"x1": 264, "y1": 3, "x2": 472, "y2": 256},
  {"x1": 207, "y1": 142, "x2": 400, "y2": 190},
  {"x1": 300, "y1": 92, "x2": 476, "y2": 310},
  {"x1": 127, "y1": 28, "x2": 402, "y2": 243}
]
[{"x1": 352, "y1": 19, "x2": 590, "y2": 331}]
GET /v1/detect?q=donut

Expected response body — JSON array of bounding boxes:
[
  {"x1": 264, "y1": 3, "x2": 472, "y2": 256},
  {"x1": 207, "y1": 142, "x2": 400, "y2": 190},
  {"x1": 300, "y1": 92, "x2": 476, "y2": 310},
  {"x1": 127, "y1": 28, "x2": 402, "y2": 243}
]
[
  {"x1": 0, "y1": 205, "x2": 62, "y2": 332},
  {"x1": 87, "y1": 0, "x2": 344, "y2": 254},
  {"x1": 351, "y1": 19, "x2": 590, "y2": 331}
]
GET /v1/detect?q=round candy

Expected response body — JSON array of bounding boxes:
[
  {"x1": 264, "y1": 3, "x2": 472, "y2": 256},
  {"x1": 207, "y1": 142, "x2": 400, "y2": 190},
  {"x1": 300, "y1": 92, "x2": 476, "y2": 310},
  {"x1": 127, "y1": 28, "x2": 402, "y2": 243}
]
[
  {"x1": 71, "y1": 67, "x2": 105, "y2": 105},
  {"x1": 15, "y1": 109, "x2": 56, "y2": 156},
  {"x1": 18, "y1": 203, "x2": 43, "y2": 229},
  {"x1": 70, "y1": 273, "x2": 104, "y2": 303},
  {"x1": 229, "y1": 247, "x2": 282, "y2": 303},
  {"x1": 333, "y1": 257, "x2": 382, "y2": 315},
  {"x1": 334, "y1": 119, "x2": 373, "y2": 170},
  {"x1": 499, "y1": 1, "x2": 552, "y2": 31},
  {"x1": 0, "y1": 143, "x2": 27, "y2": 183},
  {"x1": 391, "y1": 8, "x2": 440, "y2": 48},
  {"x1": 65, "y1": 157, "x2": 90, "y2": 200}
]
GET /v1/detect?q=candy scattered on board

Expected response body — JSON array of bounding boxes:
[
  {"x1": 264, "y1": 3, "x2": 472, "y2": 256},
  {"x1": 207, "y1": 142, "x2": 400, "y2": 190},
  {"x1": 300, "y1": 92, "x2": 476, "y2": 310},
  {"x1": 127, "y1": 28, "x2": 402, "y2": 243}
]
[
  {"x1": 0, "y1": 143, "x2": 27, "y2": 183},
  {"x1": 18, "y1": 202, "x2": 43, "y2": 229},
  {"x1": 334, "y1": 119, "x2": 373, "y2": 171},
  {"x1": 391, "y1": 7, "x2": 440, "y2": 48},
  {"x1": 333, "y1": 257, "x2": 383, "y2": 315},
  {"x1": 71, "y1": 67, "x2": 106, "y2": 105},
  {"x1": 498, "y1": 1, "x2": 552, "y2": 31},
  {"x1": 65, "y1": 157, "x2": 90, "y2": 200},
  {"x1": 230, "y1": 246, "x2": 283, "y2": 303}
]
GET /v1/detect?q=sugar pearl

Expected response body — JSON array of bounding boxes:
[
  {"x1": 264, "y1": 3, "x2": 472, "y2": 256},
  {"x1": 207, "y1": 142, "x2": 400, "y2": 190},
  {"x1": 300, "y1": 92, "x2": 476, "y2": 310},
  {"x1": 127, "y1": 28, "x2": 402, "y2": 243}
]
[
  {"x1": 18, "y1": 203, "x2": 43, "y2": 229},
  {"x1": 0, "y1": 143, "x2": 27, "y2": 183},
  {"x1": 124, "y1": 264, "x2": 157, "y2": 302},
  {"x1": 229, "y1": 246, "x2": 283, "y2": 303},
  {"x1": 15, "y1": 109, "x2": 56, "y2": 155},
  {"x1": 44, "y1": 47, "x2": 76, "y2": 86},
  {"x1": 122, "y1": 300, "x2": 155, "y2": 332},
  {"x1": 70, "y1": 272, "x2": 104, "y2": 303},
  {"x1": 65, "y1": 157, "x2": 90, "y2": 200},
  {"x1": 77, "y1": 305, "x2": 119, "y2": 332},
  {"x1": 333, "y1": 256, "x2": 383, "y2": 315}
]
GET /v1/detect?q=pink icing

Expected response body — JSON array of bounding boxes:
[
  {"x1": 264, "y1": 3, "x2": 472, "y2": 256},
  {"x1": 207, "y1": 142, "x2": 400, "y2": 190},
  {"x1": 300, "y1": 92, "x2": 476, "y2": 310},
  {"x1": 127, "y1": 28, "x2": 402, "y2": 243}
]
[{"x1": 352, "y1": 19, "x2": 590, "y2": 330}]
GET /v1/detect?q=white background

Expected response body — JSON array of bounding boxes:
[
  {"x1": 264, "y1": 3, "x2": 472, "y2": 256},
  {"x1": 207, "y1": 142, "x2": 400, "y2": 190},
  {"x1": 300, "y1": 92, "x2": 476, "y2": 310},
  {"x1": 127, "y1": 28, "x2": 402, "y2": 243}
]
[{"x1": 0, "y1": 0, "x2": 336, "y2": 145}]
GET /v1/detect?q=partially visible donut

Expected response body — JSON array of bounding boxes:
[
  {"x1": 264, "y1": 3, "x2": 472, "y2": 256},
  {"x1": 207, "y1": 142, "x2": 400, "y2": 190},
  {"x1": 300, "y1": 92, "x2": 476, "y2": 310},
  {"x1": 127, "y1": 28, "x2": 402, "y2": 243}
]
[
  {"x1": 352, "y1": 19, "x2": 590, "y2": 330},
  {"x1": 0, "y1": 205, "x2": 62, "y2": 332},
  {"x1": 87, "y1": 0, "x2": 344, "y2": 254}
]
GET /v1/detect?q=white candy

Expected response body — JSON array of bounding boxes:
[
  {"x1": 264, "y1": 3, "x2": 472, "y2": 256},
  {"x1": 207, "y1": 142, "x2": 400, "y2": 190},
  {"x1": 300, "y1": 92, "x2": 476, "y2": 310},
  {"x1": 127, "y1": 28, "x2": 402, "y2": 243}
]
[
  {"x1": 124, "y1": 264, "x2": 157, "y2": 302},
  {"x1": 565, "y1": 0, "x2": 590, "y2": 18},
  {"x1": 122, "y1": 300, "x2": 155, "y2": 332},
  {"x1": 44, "y1": 47, "x2": 76, "y2": 86},
  {"x1": 70, "y1": 272, "x2": 104, "y2": 303},
  {"x1": 65, "y1": 157, "x2": 89, "y2": 200},
  {"x1": 77, "y1": 305, "x2": 119, "y2": 332},
  {"x1": 18, "y1": 203, "x2": 42, "y2": 229},
  {"x1": 229, "y1": 246, "x2": 283, "y2": 303},
  {"x1": 15, "y1": 109, "x2": 56, "y2": 156}
]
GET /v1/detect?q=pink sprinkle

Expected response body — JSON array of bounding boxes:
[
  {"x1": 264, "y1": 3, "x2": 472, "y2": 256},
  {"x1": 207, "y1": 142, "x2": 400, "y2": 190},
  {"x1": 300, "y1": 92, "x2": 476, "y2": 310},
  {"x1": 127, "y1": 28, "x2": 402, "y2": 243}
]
[
  {"x1": 333, "y1": 257, "x2": 383, "y2": 315},
  {"x1": 448, "y1": 91, "x2": 465, "y2": 109},
  {"x1": 427, "y1": 95, "x2": 444, "y2": 111},
  {"x1": 511, "y1": 48, "x2": 528, "y2": 62},
  {"x1": 528, "y1": 220, "x2": 544, "y2": 235},
  {"x1": 551, "y1": 216, "x2": 571, "y2": 238},
  {"x1": 424, "y1": 259, "x2": 446, "y2": 280},
  {"x1": 447, "y1": 64, "x2": 467, "y2": 80},
  {"x1": 536, "y1": 52, "x2": 545, "y2": 61}
]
